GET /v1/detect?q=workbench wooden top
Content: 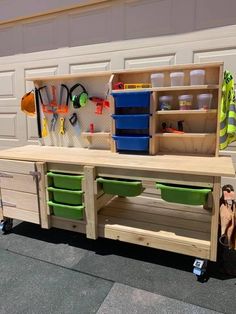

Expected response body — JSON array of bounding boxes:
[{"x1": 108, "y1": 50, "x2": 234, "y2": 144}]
[{"x1": 0, "y1": 145, "x2": 234, "y2": 177}]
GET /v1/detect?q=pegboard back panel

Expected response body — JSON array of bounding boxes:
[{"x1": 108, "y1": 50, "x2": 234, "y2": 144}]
[{"x1": 36, "y1": 74, "x2": 112, "y2": 149}]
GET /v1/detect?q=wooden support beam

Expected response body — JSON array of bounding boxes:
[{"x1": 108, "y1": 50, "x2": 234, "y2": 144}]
[
  {"x1": 36, "y1": 162, "x2": 51, "y2": 229},
  {"x1": 84, "y1": 166, "x2": 98, "y2": 239},
  {"x1": 210, "y1": 176, "x2": 221, "y2": 261}
]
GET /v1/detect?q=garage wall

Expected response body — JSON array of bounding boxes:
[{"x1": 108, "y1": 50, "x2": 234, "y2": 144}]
[
  {"x1": 0, "y1": 0, "x2": 236, "y2": 188},
  {"x1": 0, "y1": 23, "x2": 236, "y2": 149},
  {"x1": 1, "y1": 0, "x2": 236, "y2": 57}
]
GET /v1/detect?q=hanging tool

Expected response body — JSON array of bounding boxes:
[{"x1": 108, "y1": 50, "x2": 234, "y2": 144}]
[
  {"x1": 42, "y1": 117, "x2": 48, "y2": 137},
  {"x1": 89, "y1": 97, "x2": 110, "y2": 115},
  {"x1": 50, "y1": 113, "x2": 58, "y2": 132},
  {"x1": 90, "y1": 123, "x2": 94, "y2": 133},
  {"x1": 59, "y1": 117, "x2": 65, "y2": 135},
  {"x1": 35, "y1": 87, "x2": 42, "y2": 138},
  {"x1": 113, "y1": 82, "x2": 124, "y2": 90},
  {"x1": 57, "y1": 84, "x2": 70, "y2": 113},
  {"x1": 69, "y1": 112, "x2": 81, "y2": 134},
  {"x1": 40, "y1": 85, "x2": 56, "y2": 114}
]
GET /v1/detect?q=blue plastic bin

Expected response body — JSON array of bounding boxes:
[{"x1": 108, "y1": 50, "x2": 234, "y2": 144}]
[
  {"x1": 112, "y1": 135, "x2": 149, "y2": 151},
  {"x1": 111, "y1": 91, "x2": 151, "y2": 108},
  {"x1": 112, "y1": 114, "x2": 149, "y2": 129}
]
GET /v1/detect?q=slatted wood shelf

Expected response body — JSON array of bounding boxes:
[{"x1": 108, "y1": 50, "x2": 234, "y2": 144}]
[
  {"x1": 81, "y1": 132, "x2": 111, "y2": 138},
  {"x1": 98, "y1": 195, "x2": 211, "y2": 259},
  {"x1": 156, "y1": 109, "x2": 217, "y2": 115},
  {"x1": 155, "y1": 133, "x2": 216, "y2": 138},
  {"x1": 111, "y1": 85, "x2": 219, "y2": 94}
]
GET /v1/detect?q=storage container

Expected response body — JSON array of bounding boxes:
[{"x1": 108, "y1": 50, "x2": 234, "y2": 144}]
[
  {"x1": 197, "y1": 93, "x2": 213, "y2": 110},
  {"x1": 48, "y1": 201, "x2": 84, "y2": 220},
  {"x1": 112, "y1": 114, "x2": 149, "y2": 129},
  {"x1": 156, "y1": 183, "x2": 211, "y2": 205},
  {"x1": 170, "y1": 72, "x2": 184, "y2": 86},
  {"x1": 112, "y1": 135, "x2": 149, "y2": 151},
  {"x1": 97, "y1": 177, "x2": 144, "y2": 197},
  {"x1": 47, "y1": 187, "x2": 83, "y2": 205},
  {"x1": 47, "y1": 172, "x2": 84, "y2": 190},
  {"x1": 111, "y1": 91, "x2": 151, "y2": 108},
  {"x1": 159, "y1": 95, "x2": 173, "y2": 110},
  {"x1": 178, "y1": 94, "x2": 193, "y2": 110},
  {"x1": 190, "y1": 69, "x2": 205, "y2": 85},
  {"x1": 151, "y1": 73, "x2": 164, "y2": 87}
]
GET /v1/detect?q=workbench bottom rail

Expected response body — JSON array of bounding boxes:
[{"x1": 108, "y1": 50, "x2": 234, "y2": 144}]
[
  {"x1": 98, "y1": 222, "x2": 211, "y2": 260},
  {"x1": 48, "y1": 214, "x2": 211, "y2": 260}
]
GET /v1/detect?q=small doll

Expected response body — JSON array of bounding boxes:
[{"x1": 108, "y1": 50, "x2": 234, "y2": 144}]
[{"x1": 219, "y1": 184, "x2": 236, "y2": 249}]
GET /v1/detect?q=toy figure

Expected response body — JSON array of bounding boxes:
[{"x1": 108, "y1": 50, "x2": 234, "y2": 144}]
[{"x1": 219, "y1": 184, "x2": 236, "y2": 249}]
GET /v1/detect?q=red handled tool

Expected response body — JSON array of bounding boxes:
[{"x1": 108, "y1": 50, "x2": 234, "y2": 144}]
[{"x1": 89, "y1": 97, "x2": 110, "y2": 115}]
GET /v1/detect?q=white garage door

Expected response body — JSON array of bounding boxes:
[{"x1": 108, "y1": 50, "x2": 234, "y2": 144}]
[{"x1": 1, "y1": 24, "x2": 236, "y2": 150}]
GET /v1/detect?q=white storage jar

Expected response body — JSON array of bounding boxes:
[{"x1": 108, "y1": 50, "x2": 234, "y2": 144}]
[
  {"x1": 151, "y1": 73, "x2": 164, "y2": 87},
  {"x1": 159, "y1": 95, "x2": 173, "y2": 110},
  {"x1": 170, "y1": 72, "x2": 184, "y2": 86},
  {"x1": 178, "y1": 94, "x2": 193, "y2": 110},
  {"x1": 197, "y1": 93, "x2": 213, "y2": 110},
  {"x1": 190, "y1": 69, "x2": 205, "y2": 85}
]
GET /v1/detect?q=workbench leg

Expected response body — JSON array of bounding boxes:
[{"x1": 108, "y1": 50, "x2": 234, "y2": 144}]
[
  {"x1": 36, "y1": 162, "x2": 51, "y2": 229},
  {"x1": 210, "y1": 176, "x2": 221, "y2": 261},
  {"x1": 84, "y1": 166, "x2": 98, "y2": 239}
]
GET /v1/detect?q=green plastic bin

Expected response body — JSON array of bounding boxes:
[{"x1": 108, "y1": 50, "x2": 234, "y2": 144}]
[
  {"x1": 156, "y1": 183, "x2": 211, "y2": 205},
  {"x1": 47, "y1": 172, "x2": 84, "y2": 190},
  {"x1": 97, "y1": 177, "x2": 143, "y2": 197},
  {"x1": 47, "y1": 187, "x2": 83, "y2": 205},
  {"x1": 48, "y1": 201, "x2": 84, "y2": 220}
]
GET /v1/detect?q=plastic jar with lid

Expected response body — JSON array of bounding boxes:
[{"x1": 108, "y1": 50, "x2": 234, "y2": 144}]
[
  {"x1": 170, "y1": 72, "x2": 184, "y2": 86},
  {"x1": 159, "y1": 95, "x2": 173, "y2": 110},
  {"x1": 197, "y1": 93, "x2": 213, "y2": 110},
  {"x1": 178, "y1": 95, "x2": 193, "y2": 110},
  {"x1": 190, "y1": 69, "x2": 205, "y2": 85},
  {"x1": 151, "y1": 73, "x2": 164, "y2": 87}
]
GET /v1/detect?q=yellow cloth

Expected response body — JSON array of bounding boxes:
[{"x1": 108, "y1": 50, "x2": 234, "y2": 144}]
[{"x1": 220, "y1": 71, "x2": 236, "y2": 150}]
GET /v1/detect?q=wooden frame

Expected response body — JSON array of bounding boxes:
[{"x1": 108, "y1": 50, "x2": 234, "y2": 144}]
[
  {"x1": 0, "y1": 145, "x2": 234, "y2": 261},
  {"x1": 27, "y1": 62, "x2": 223, "y2": 156},
  {"x1": 0, "y1": 62, "x2": 234, "y2": 264}
]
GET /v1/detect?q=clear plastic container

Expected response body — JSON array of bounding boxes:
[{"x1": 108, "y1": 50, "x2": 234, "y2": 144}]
[
  {"x1": 170, "y1": 72, "x2": 184, "y2": 86},
  {"x1": 178, "y1": 94, "x2": 193, "y2": 110},
  {"x1": 190, "y1": 69, "x2": 205, "y2": 85},
  {"x1": 159, "y1": 95, "x2": 173, "y2": 110},
  {"x1": 197, "y1": 93, "x2": 213, "y2": 110},
  {"x1": 151, "y1": 73, "x2": 164, "y2": 87}
]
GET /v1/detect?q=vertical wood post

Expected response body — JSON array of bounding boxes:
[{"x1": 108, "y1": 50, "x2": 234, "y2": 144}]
[
  {"x1": 210, "y1": 176, "x2": 221, "y2": 261},
  {"x1": 36, "y1": 162, "x2": 51, "y2": 229},
  {"x1": 84, "y1": 166, "x2": 98, "y2": 239}
]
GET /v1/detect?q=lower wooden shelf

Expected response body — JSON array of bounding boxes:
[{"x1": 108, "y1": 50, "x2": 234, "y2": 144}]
[
  {"x1": 155, "y1": 133, "x2": 216, "y2": 156},
  {"x1": 155, "y1": 133, "x2": 216, "y2": 138},
  {"x1": 97, "y1": 195, "x2": 211, "y2": 259}
]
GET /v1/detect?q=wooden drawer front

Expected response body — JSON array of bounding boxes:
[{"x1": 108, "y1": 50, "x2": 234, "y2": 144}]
[
  {"x1": 3, "y1": 207, "x2": 39, "y2": 224},
  {"x1": 0, "y1": 160, "x2": 35, "y2": 174},
  {"x1": 0, "y1": 173, "x2": 37, "y2": 193},
  {"x1": 1, "y1": 189, "x2": 39, "y2": 213}
]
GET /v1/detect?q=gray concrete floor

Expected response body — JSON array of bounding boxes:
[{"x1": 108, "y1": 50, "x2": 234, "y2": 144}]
[{"x1": 0, "y1": 220, "x2": 235, "y2": 314}]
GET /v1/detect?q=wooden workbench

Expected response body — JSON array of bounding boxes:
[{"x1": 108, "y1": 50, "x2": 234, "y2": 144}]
[{"x1": 0, "y1": 145, "x2": 234, "y2": 262}]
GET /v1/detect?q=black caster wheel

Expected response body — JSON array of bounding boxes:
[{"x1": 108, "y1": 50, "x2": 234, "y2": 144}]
[
  {"x1": 0, "y1": 218, "x2": 13, "y2": 234},
  {"x1": 193, "y1": 258, "x2": 208, "y2": 282}
]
